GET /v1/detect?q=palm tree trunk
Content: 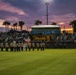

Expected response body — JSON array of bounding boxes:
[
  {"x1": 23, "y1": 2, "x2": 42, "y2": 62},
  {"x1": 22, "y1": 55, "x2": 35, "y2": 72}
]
[
  {"x1": 5, "y1": 26, "x2": 7, "y2": 32},
  {"x1": 21, "y1": 26, "x2": 22, "y2": 31},
  {"x1": 7, "y1": 26, "x2": 9, "y2": 31},
  {"x1": 16, "y1": 26, "x2": 17, "y2": 30},
  {"x1": 6, "y1": 26, "x2": 8, "y2": 32}
]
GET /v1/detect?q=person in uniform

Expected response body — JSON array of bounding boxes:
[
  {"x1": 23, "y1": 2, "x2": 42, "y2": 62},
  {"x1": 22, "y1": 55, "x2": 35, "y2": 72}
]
[
  {"x1": 42, "y1": 42, "x2": 45, "y2": 51},
  {"x1": 40, "y1": 42, "x2": 45, "y2": 51},
  {"x1": 16, "y1": 43, "x2": 19, "y2": 51},
  {"x1": 31, "y1": 42, "x2": 35, "y2": 51},
  {"x1": 36, "y1": 42, "x2": 40, "y2": 51},
  {"x1": 18, "y1": 42, "x2": 21, "y2": 51},
  {"x1": 23, "y1": 42, "x2": 28, "y2": 51},
  {"x1": 21, "y1": 42, "x2": 23, "y2": 51},
  {"x1": 28, "y1": 42, "x2": 31, "y2": 51},
  {"x1": 40, "y1": 42, "x2": 43, "y2": 51},
  {"x1": 13, "y1": 41, "x2": 16, "y2": 51},
  {"x1": 5, "y1": 42, "x2": 9, "y2": 51},
  {"x1": 0, "y1": 43, "x2": 4, "y2": 51},
  {"x1": 10, "y1": 42, "x2": 14, "y2": 51}
]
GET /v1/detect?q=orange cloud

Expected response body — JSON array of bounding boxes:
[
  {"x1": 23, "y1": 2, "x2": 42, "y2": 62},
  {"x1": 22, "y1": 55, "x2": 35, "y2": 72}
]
[
  {"x1": 58, "y1": 22, "x2": 65, "y2": 25},
  {"x1": 61, "y1": 28, "x2": 73, "y2": 33},
  {"x1": 0, "y1": 19, "x2": 5, "y2": 27}
]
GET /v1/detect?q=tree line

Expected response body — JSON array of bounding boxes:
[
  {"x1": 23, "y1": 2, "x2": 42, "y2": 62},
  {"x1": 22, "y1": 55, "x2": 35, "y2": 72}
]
[
  {"x1": 34, "y1": 20, "x2": 76, "y2": 33},
  {"x1": 2, "y1": 20, "x2": 76, "y2": 33},
  {"x1": 3, "y1": 21, "x2": 25, "y2": 32}
]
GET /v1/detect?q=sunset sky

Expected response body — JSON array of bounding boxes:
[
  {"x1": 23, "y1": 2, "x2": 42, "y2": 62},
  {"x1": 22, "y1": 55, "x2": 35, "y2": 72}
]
[{"x1": 0, "y1": 0, "x2": 76, "y2": 31}]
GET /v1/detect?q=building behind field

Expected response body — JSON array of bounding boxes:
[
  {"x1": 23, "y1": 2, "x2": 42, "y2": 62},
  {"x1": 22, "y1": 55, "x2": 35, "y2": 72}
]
[{"x1": 30, "y1": 25, "x2": 61, "y2": 41}]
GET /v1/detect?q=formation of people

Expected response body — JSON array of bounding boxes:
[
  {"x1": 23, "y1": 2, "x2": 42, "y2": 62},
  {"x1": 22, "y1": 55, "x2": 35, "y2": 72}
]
[
  {"x1": 0, "y1": 31, "x2": 76, "y2": 50},
  {"x1": 55, "y1": 32, "x2": 76, "y2": 43},
  {"x1": 0, "y1": 42, "x2": 45, "y2": 52}
]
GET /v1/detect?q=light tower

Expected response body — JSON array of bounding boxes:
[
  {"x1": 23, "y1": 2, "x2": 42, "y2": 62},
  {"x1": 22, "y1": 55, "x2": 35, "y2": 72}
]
[
  {"x1": 45, "y1": 2, "x2": 49, "y2": 25},
  {"x1": 44, "y1": 0, "x2": 53, "y2": 25}
]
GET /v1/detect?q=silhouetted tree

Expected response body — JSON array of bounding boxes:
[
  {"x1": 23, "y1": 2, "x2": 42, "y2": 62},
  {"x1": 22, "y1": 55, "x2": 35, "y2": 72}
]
[
  {"x1": 13, "y1": 23, "x2": 18, "y2": 30},
  {"x1": 51, "y1": 22, "x2": 57, "y2": 25},
  {"x1": 34, "y1": 20, "x2": 42, "y2": 25},
  {"x1": 19, "y1": 21, "x2": 25, "y2": 31},
  {"x1": 3, "y1": 21, "x2": 10, "y2": 32},
  {"x1": 70, "y1": 20, "x2": 76, "y2": 33}
]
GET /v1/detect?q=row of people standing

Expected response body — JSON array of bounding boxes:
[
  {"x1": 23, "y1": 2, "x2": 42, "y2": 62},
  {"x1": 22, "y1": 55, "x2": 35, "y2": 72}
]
[
  {"x1": 27, "y1": 42, "x2": 45, "y2": 51},
  {"x1": 0, "y1": 42, "x2": 45, "y2": 51}
]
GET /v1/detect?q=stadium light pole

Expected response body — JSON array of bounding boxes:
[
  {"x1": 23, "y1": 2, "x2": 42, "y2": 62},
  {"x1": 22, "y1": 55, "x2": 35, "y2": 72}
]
[
  {"x1": 44, "y1": 0, "x2": 53, "y2": 25},
  {"x1": 45, "y1": 1, "x2": 49, "y2": 25}
]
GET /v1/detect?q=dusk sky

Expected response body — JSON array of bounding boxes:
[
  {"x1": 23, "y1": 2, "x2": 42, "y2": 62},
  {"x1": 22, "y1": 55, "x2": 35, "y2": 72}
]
[{"x1": 0, "y1": 0, "x2": 76, "y2": 31}]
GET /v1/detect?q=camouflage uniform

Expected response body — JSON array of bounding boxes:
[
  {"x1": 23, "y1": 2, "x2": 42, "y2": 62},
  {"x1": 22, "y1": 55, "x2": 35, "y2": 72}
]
[
  {"x1": 36, "y1": 42, "x2": 40, "y2": 51},
  {"x1": 31, "y1": 42, "x2": 35, "y2": 51},
  {"x1": 5, "y1": 43, "x2": 9, "y2": 51},
  {"x1": 10, "y1": 42, "x2": 14, "y2": 51},
  {"x1": 40, "y1": 42, "x2": 45, "y2": 51},
  {"x1": 20, "y1": 43, "x2": 23, "y2": 51},
  {"x1": 0, "y1": 43, "x2": 4, "y2": 51},
  {"x1": 23, "y1": 42, "x2": 28, "y2": 51},
  {"x1": 28, "y1": 42, "x2": 31, "y2": 51}
]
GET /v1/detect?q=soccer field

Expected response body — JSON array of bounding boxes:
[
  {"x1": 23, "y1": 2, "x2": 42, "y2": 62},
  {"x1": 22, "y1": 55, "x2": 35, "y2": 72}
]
[{"x1": 0, "y1": 49, "x2": 76, "y2": 75}]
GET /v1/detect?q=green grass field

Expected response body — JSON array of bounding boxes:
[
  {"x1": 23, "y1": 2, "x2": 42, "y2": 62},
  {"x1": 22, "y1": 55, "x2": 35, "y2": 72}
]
[{"x1": 0, "y1": 49, "x2": 76, "y2": 75}]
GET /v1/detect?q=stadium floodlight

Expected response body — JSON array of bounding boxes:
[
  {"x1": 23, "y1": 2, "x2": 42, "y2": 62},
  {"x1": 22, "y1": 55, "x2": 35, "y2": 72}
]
[
  {"x1": 44, "y1": 0, "x2": 53, "y2": 25},
  {"x1": 45, "y1": 2, "x2": 49, "y2": 25},
  {"x1": 44, "y1": 0, "x2": 53, "y2": 3}
]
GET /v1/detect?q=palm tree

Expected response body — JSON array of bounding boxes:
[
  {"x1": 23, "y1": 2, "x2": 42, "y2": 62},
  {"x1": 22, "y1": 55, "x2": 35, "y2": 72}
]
[
  {"x1": 69, "y1": 20, "x2": 76, "y2": 33},
  {"x1": 13, "y1": 23, "x2": 18, "y2": 30},
  {"x1": 19, "y1": 21, "x2": 25, "y2": 31},
  {"x1": 51, "y1": 22, "x2": 57, "y2": 25},
  {"x1": 3, "y1": 21, "x2": 10, "y2": 32},
  {"x1": 34, "y1": 20, "x2": 42, "y2": 25},
  {"x1": 7, "y1": 22, "x2": 10, "y2": 31}
]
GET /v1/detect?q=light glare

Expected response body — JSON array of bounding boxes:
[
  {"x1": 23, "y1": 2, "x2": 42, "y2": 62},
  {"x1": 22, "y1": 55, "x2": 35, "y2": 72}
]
[{"x1": 44, "y1": 0, "x2": 53, "y2": 3}]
